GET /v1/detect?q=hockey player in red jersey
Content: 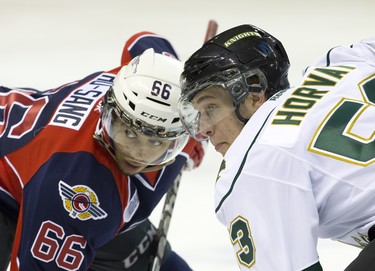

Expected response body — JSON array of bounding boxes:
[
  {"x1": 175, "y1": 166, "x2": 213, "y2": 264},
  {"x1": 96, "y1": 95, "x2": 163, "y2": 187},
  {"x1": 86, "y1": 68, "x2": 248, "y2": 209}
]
[
  {"x1": 89, "y1": 32, "x2": 205, "y2": 271},
  {"x1": 0, "y1": 32, "x2": 203, "y2": 271}
]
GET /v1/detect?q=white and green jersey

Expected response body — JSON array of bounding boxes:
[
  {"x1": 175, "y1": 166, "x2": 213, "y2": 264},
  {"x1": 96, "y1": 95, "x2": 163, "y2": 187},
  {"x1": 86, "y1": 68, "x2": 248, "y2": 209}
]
[{"x1": 215, "y1": 38, "x2": 375, "y2": 270}]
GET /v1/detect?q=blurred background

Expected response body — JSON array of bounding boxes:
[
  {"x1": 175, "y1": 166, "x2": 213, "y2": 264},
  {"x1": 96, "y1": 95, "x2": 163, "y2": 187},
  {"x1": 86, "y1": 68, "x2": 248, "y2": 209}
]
[{"x1": 1, "y1": 0, "x2": 374, "y2": 270}]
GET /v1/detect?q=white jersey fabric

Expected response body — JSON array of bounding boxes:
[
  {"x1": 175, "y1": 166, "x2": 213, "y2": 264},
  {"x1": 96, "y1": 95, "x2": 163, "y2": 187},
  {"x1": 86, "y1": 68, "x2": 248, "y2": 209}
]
[{"x1": 214, "y1": 38, "x2": 375, "y2": 270}]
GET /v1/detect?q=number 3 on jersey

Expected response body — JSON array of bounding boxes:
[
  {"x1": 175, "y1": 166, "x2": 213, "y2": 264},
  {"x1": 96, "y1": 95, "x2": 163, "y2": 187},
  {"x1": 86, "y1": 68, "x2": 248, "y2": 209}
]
[
  {"x1": 230, "y1": 216, "x2": 256, "y2": 268},
  {"x1": 309, "y1": 75, "x2": 375, "y2": 165}
]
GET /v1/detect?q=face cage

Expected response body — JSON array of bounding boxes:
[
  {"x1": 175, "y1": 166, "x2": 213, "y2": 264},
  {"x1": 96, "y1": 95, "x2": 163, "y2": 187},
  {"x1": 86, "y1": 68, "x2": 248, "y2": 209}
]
[{"x1": 179, "y1": 69, "x2": 267, "y2": 141}]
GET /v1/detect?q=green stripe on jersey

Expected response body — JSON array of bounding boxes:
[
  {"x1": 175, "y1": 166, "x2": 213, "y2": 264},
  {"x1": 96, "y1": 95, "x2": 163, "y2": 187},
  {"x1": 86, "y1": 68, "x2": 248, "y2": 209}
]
[{"x1": 215, "y1": 109, "x2": 275, "y2": 213}]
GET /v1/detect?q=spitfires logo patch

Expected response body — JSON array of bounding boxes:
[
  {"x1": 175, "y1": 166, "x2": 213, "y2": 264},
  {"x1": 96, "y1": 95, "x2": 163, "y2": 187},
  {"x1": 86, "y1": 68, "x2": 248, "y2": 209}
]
[{"x1": 59, "y1": 181, "x2": 107, "y2": 221}]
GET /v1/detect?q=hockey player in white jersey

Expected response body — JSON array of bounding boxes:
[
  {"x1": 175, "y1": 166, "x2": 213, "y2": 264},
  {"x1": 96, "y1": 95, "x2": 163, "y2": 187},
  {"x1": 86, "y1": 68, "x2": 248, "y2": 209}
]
[{"x1": 178, "y1": 24, "x2": 375, "y2": 270}]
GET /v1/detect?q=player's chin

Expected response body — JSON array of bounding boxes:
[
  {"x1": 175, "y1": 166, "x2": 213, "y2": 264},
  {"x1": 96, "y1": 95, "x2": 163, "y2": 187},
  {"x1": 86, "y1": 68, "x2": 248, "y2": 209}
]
[
  {"x1": 117, "y1": 160, "x2": 146, "y2": 175},
  {"x1": 215, "y1": 142, "x2": 228, "y2": 156}
]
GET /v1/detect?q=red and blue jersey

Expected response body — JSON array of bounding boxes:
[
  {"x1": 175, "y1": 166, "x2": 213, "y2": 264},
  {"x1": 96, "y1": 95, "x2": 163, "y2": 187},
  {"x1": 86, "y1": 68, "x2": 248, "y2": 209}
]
[
  {"x1": 0, "y1": 68, "x2": 190, "y2": 270},
  {"x1": 0, "y1": 31, "x2": 191, "y2": 271}
]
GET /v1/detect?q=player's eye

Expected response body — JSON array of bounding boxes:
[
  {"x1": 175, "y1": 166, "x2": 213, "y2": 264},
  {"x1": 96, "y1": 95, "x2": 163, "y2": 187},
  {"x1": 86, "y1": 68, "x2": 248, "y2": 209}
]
[
  {"x1": 124, "y1": 128, "x2": 137, "y2": 138},
  {"x1": 148, "y1": 139, "x2": 163, "y2": 147},
  {"x1": 204, "y1": 104, "x2": 217, "y2": 118}
]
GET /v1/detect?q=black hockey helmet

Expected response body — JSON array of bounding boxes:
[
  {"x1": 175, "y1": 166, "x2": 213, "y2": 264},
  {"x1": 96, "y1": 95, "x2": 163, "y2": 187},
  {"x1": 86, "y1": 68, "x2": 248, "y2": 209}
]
[
  {"x1": 180, "y1": 24, "x2": 290, "y2": 102},
  {"x1": 178, "y1": 24, "x2": 290, "y2": 140}
]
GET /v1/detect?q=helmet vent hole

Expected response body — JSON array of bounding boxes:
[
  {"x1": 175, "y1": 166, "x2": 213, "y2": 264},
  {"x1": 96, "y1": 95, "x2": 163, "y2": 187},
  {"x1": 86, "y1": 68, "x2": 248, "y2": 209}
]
[
  {"x1": 146, "y1": 97, "x2": 170, "y2": 107},
  {"x1": 172, "y1": 117, "x2": 180, "y2": 124},
  {"x1": 122, "y1": 93, "x2": 128, "y2": 100},
  {"x1": 129, "y1": 101, "x2": 135, "y2": 111},
  {"x1": 246, "y1": 75, "x2": 259, "y2": 85}
]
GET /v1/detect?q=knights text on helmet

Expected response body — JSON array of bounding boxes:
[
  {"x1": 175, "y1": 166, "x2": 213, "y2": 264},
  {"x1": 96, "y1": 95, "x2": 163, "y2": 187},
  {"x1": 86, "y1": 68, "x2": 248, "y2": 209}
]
[{"x1": 224, "y1": 32, "x2": 261, "y2": 48}]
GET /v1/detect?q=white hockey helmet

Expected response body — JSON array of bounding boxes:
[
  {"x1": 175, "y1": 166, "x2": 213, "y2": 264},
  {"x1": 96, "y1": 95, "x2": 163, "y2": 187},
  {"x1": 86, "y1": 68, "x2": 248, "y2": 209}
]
[{"x1": 97, "y1": 48, "x2": 188, "y2": 171}]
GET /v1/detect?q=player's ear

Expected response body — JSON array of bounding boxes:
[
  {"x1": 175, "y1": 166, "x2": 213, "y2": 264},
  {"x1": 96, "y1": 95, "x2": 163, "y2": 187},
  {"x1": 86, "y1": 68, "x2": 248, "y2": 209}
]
[{"x1": 240, "y1": 91, "x2": 266, "y2": 119}]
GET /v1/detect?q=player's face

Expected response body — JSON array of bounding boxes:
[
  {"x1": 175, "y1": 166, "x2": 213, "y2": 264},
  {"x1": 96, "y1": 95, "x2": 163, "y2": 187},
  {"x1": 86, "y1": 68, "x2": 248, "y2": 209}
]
[
  {"x1": 111, "y1": 120, "x2": 172, "y2": 175},
  {"x1": 192, "y1": 86, "x2": 245, "y2": 156}
]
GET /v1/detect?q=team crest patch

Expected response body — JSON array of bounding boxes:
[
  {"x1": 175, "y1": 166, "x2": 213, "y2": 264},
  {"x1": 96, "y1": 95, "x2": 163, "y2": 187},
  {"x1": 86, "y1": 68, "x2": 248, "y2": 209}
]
[{"x1": 58, "y1": 180, "x2": 107, "y2": 221}]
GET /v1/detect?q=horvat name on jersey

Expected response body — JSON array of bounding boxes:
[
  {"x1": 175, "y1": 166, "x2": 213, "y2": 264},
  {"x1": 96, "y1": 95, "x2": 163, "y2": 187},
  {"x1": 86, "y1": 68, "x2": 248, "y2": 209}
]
[{"x1": 271, "y1": 65, "x2": 355, "y2": 126}]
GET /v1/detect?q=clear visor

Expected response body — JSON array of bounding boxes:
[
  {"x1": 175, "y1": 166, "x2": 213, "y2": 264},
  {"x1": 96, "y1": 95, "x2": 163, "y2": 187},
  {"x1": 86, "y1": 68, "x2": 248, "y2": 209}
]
[
  {"x1": 179, "y1": 85, "x2": 236, "y2": 141},
  {"x1": 101, "y1": 103, "x2": 189, "y2": 166}
]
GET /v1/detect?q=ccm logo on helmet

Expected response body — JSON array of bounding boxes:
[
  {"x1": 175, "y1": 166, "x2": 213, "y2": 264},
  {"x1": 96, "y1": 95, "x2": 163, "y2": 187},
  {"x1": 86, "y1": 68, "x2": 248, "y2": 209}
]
[{"x1": 140, "y1": 111, "x2": 167, "y2": 122}]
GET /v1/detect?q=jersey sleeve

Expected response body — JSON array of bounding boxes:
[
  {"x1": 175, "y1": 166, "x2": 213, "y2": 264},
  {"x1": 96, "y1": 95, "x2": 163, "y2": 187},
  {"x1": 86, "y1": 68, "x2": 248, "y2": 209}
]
[
  {"x1": 303, "y1": 38, "x2": 375, "y2": 72},
  {"x1": 121, "y1": 31, "x2": 180, "y2": 65},
  {"x1": 1, "y1": 72, "x2": 128, "y2": 271}
]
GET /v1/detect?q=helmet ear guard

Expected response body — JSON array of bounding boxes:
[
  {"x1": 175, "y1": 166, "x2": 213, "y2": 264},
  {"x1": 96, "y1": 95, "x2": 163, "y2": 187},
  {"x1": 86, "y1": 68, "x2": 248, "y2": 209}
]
[
  {"x1": 222, "y1": 68, "x2": 266, "y2": 107},
  {"x1": 226, "y1": 76, "x2": 248, "y2": 105}
]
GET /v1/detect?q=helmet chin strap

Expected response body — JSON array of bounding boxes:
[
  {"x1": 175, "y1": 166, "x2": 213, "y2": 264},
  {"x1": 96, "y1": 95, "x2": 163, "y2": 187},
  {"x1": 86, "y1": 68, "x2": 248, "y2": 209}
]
[
  {"x1": 233, "y1": 84, "x2": 267, "y2": 124},
  {"x1": 234, "y1": 106, "x2": 249, "y2": 124}
]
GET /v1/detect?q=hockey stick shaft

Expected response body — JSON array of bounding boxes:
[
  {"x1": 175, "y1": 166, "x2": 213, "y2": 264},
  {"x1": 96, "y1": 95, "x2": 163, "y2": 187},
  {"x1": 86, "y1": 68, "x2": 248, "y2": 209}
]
[
  {"x1": 149, "y1": 20, "x2": 218, "y2": 271},
  {"x1": 204, "y1": 20, "x2": 218, "y2": 42},
  {"x1": 150, "y1": 172, "x2": 182, "y2": 271}
]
